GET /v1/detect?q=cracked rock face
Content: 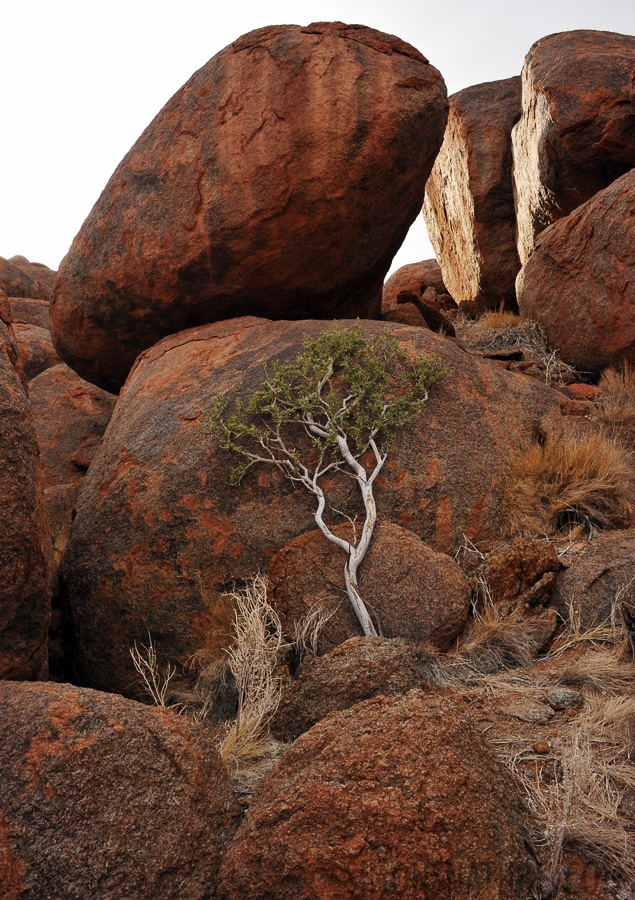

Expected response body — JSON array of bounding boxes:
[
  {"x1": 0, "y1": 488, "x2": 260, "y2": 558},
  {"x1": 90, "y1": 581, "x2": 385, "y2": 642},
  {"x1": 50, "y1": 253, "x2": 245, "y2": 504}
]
[
  {"x1": 512, "y1": 29, "x2": 635, "y2": 264},
  {"x1": 516, "y1": 168, "x2": 635, "y2": 373},
  {"x1": 0, "y1": 302, "x2": 50, "y2": 680},
  {"x1": 423, "y1": 76, "x2": 522, "y2": 314},
  {"x1": 58, "y1": 317, "x2": 558, "y2": 696},
  {"x1": 218, "y1": 691, "x2": 538, "y2": 900},
  {"x1": 50, "y1": 22, "x2": 447, "y2": 393},
  {"x1": 0, "y1": 681, "x2": 241, "y2": 900}
]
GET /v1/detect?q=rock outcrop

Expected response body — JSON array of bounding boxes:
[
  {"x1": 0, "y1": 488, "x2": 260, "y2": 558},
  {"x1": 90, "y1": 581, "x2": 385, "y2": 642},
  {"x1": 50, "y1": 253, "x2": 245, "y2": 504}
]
[
  {"x1": 0, "y1": 255, "x2": 56, "y2": 300},
  {"x1": 512, "y1": 30, "x2": 635, "y2": 263},
  {"x1": 12, "y1": 322, "x2": 61, "y2": 381},
  {"x1": 8, "y1": 297, "x2": 50, "y2": 329},
  {"x1": 218, "y1": 691, "x2": 538, "y2": 899},
  {"x1": 50, "y1": 23, "x2": 448, "y2": 392},
  {"x1": 269, "y1": 522, "x2": 470, "y2": 651},
  {"x1": 423, "y1": 77, "x2": 522, "y2": 313},
  {"x1": 516, "y1": 168, "x2": 635, "y2": 374},
  {"x1": 57, "y1": 317, "x2": 560, "y2": 695},
  {"x1": 0, "y1": 680, "x2": 241, "y2": 900},
  {"x1": 0, "y1": 302, "x2": 50, "y2": 680}
]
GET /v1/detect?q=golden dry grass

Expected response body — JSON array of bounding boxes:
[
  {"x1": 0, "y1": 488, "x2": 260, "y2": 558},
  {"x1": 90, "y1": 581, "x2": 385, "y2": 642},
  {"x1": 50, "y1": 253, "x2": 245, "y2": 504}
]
[
  {"x1": 500, "y1": 433, "x2": 635, "y2": 538},
  {"x1": 594, "y1": 364, "x2": 635, "y2": 444}
]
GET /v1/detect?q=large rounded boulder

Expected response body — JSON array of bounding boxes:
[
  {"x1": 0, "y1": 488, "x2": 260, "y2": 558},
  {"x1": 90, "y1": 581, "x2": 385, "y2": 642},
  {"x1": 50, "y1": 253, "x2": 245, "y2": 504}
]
[
  {"x1": 0, "y1": 255, "x2": 56, "y2": 300},
  {"x1": 50, "y1": 22, "x2": 448, "y2": 392},
  {"x1": 516, "y1": 168, "x2": 635, "y2": 373},
  {"x1": 0, "y1": 680, "x2": 241, "y2": 900},
  {"x1": 423, "y1": 76, "x2": 522, "y2": 313},
  {"x1": 218, "y1": 691, "x2": 538, "y2": 899},
  {"x1": 512, "y1": 30, "x2": 635, "y2": 263},
  {"x1": 0, "y1": 300, "x2": 50, "y2": 679},
  {"x1": 58, "y1": 317, "x2": 559, "y2": 696}
]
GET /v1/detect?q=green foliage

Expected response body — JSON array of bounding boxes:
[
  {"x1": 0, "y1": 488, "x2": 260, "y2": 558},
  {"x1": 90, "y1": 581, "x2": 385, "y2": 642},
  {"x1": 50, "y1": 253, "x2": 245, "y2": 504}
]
[{"x1": 204, "y1": 322, "x2": 449, "y2": 485}]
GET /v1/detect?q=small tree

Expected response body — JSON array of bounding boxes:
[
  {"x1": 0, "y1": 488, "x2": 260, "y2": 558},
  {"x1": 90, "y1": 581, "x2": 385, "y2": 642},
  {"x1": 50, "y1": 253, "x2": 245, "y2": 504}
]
[{"x1": 205, "y1": 323, "x2": 449, "y2": 637}]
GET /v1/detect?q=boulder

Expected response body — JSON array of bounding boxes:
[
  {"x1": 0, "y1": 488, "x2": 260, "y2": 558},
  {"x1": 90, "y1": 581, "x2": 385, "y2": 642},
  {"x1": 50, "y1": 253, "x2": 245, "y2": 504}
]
[
  {"x1": 12, "y1": 323, "x2": 61, "y2": 381},
  {"x1": 0, "y1": 680, "x2": 241, "y2": 900},
  {"x1": 0, "y1": 305, "x2": 50, "y2": 680},
  {"x1": 269, "y1": 523, "x2": 470, "y2": 651},
  {"x1": 59, "y1": 317, "x2": 559, "y2": 696},
  {"x1": 8, "y1": 297, "x2": 50, "y2": 329},
  {"x1": 218, "y1": 691, "x2": 538, "y2": 899},
  {"x1": 382, "y1": 260, "x2": 454, "y2": 311},
  {"x1": 554, "y1": 529, "x2": 635, "y2": 631},
  {"x1": 0, "y1": 255, "x2": 56, "y2": 300},
  {"x1": 50, "y1": 22, "x2": 448, "y2": 392},
  {"x1": 271, "y1": 636, "x2": 424, "y2": 742},
  {"x1": 512, "y1": 30, "x2": 635, "y2": 264},
  {"x1": 423, "y1": 77, "x2": 522, "y2": 313},
  {"x1": 516, "y1": 169, "x2": 635, "y2": 374},
  {"x1": 484, "y1": 538, "x2": 559, "y2": 603}
]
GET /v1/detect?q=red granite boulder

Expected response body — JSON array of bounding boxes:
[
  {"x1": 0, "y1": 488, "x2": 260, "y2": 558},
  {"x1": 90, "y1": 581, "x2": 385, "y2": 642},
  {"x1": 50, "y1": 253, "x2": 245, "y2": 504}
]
[
  {"x1": 58, "y1": 317, "x2": 559, "y2": 696},
  {"x1": 50, "y1": 23, "x2": 448, "y2": 392},
  {"x1": 516, "y1": 169, "x2": 635, "y2": 373},
  {"x1": 0, "y1": 307, "x2": 50, "y2": 680},
  {"x1": 423, "y1": 77, "x2": 522, "y2": 313},
  {"x1": 8, "y1": 297, "x2": 50, "y2": 329},
  {"x1": 0, "y1": 680, "x2": 241, "y2": 900},
  {"x1": 12, "y1": 323, "x2": 61, "y2": 381},
  {"x1": 382, "y1": 259, "x2": 453, "y2": 309},
  {"x1": 512, "y1": 30, "x2": 635, "y2": 264},
  {"x1": 269, "y1": 522, "x2": 470, "y2": 652},
  {"x1": 218, "y1": 691, "x2": 538, "y2": 899},
  {"x1": 0, "y1": 255, "x2": 56, "y2": 300}
]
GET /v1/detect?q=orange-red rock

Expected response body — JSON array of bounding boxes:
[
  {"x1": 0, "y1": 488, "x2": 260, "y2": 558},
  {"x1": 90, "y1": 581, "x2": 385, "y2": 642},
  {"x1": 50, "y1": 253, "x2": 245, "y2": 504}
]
[
  {"x1": 59, "y1": 317, "x2": 559, "y2": 695},
  {"x1": 0, "y1": 310, "x2": 50, "y2": 679},
  {"x1": 512, "y1": 30, "x2": 635, "y2": 264},
  {"x1": 218, "y1": 691, "x2": 538, "y2": 899},
  {"x1": 423, "y1": 77, "x2": 522, "y2": 313},
  {"x1": 271, "y1": 636, "x2": 424, "y2": 742},
  {"x1": 12, "y1": 323, "x2": 61, "y2": 381},
  {"x1": 269, "y1": 523, "x2": 470, "y2": 651},
  {"x1": 8, "y1": 297, "x2": 49, "y2": 329},
  {"x1": 382, "y1": 259, "x2": 453, "y2": 309},
  {"x1": 50, "y1": 23, "x2": 448, "y2": 392},
  {"x1": 0, "y1": 255, "x2": 56, "y2": 300},
  {"x1": 0, "y1": 680, "x2": 241, "y2": 900},
  {"x1": 516, "y1": 169, "x2": 635, "y2": 373}
]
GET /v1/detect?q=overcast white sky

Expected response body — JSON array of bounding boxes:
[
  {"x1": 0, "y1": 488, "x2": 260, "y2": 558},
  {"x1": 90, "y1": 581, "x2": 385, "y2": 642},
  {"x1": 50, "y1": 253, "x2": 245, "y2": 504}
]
[{"x1": 1, "y1": 0, "x2": 633, "y2": 275}]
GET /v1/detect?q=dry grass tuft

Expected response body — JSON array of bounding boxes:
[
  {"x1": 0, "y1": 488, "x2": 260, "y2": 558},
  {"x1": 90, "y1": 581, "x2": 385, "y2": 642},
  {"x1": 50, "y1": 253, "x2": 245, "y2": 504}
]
[
  {"x1": 557, "y1": 647, "x2": 635, "y2": 697},
  {"x1": 500, "y1": 433, "x2": 635, "y2": 538},
  {"x1": 289, "y1": 599, "x2": 338, "y2": 674},
  {"x1": 595, "y1": 364, "x2": 635, "y2": 437},
  {"x1": 130, "y1": 636, "x2": 178, "y2": 708}
]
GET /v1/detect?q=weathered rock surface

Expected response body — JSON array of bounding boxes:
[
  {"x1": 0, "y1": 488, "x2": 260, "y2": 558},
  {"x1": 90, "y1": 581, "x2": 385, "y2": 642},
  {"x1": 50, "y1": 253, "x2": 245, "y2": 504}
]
[
  {"x1": 0, "y1": 305, "x2": 50, "y2": 680},
  {"x1": 512, "y1": 30, "x2": 635, "y2": 263},
  {"x1": 0, "y1": 680, "x2": 241, "y2": 900},
  {"x1": 555, "y1": 529, "x2": 635, "y2": 630},
  {"x1": 12, "y1": 323, "x2": 61, "y2": 381},
  {"x1": 218, "y1": 691, "x2": 538, "y2": 899},
  {"x1": 271, "y1": 636, "x2": 424, "y2": 742},
  {"x1": 59, "y1": 317, "x2": 559, "y2": 696},
  {"x1": 484, "y1": 538, "x2": 559, "y2": 603},
  {"x1": 516, "y1": 169, "x2": 635, "y2": 374},
  {"x1": 50, "y1": 22, "x2": 448, "y2": 392},
  {"x1": 269, "y1": 522, "x2": 470, "y2": 651},
  {"x1": 423, "y1": 77, "x2": 522, "y2": 313},
  {"x1": 0, "y1": 255, "x2": 56, "y2": 300},
  {"x1": 8, "y1": 297, "x2": 50, "y2": 329},
  {"x1": 382, "y1": 259, "x2": 453, "y2": 310}
]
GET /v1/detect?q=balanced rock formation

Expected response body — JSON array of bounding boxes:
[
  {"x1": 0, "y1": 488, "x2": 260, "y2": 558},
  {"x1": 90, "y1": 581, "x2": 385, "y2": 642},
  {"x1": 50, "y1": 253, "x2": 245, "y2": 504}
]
[
  {"x1": 0, "y1": 255, "x2": 56, "y2": 300},
  {"x1": 218, "y1": 691, "x2": 538, "y2": 899},
  {"x1": 271, "y1": 636, "x2": 424, "y2": 742},
  {"x1": 269, "y1": 522, "x2": 470, "y2": 652},
  {"x1": 0, "y1": 301, "x2": 50, "y2": 680},
  {"x1": 50, "y1": 23, "x2": 448, "y2": 392},
  {"x1": 512, "y1": 30, "x2": 635, "y2": 264},
  {"x1": 0, "y1": 680, "x2": 240, "y2": 900},
  {"x1": 516, "y1": 168, "x2": 635, "y2": 373},
  {"x1": 58, "y1": 317, "x2": 559, "y2": 696},
  {"x1": 423, "y1": 76, "x2": 522, "y2": 313}
]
